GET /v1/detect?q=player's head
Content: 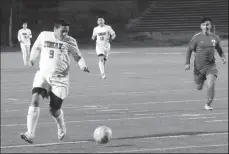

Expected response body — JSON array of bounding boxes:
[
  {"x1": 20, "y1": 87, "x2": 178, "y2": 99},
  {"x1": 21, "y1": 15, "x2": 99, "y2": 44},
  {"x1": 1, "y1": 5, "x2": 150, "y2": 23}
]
[
  {"x1": 22, "y1": 22, "x2": 27, "y2": 29},
  {"x1": 200, "y1": 17, "x2": 213, "y2": 34},
  {"x1": 53, "y1": 19, "x2": 70, "y2": 38},
  {"x1": 97, "y1": 16, "x2": 105, "y2": 26}
]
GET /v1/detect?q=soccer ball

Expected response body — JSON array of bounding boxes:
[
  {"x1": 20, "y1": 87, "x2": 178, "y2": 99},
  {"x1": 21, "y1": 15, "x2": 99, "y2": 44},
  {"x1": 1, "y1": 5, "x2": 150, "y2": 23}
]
[{"x1": 93, "y1": 126, "x2": 112, "y2": 144}]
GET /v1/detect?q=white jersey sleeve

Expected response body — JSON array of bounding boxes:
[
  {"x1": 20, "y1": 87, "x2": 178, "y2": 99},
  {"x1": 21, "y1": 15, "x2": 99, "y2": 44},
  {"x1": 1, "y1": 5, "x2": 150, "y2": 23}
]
[
  {"x1": 17, "y1": 30, "x2": 22, "y2": 42},
  {"x1": 108, "y1": 26, "x2": 115, "y2": 36},
  {"x1": 66, "y1": 37, "x2": 86, "y2": 69},
  {"x1": 92, "y1": 28, "x2": 97, "y2": 38},
  {"x1": 28, "y1": 29, "x2": 32, "y2": 38},
  {"x1": 30, "y1": 32, "x2": 43, "y2": 62},
  {"x1": 68, "y1": 38, "x2": 81, "y2": 59}
]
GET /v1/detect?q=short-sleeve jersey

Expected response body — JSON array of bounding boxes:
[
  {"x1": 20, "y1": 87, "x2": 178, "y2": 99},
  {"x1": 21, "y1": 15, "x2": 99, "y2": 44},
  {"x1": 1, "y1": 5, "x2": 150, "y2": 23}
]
[
  {"x1": 18, "y1": 28, "x2": 32, "y2": 45},
  {"x1": 188, "y1": 32, "x2": 220, "y2": 71},
  {"x1": 32, "y1": 31, "x2": 80, "y2": 78},
  {"x1": 92, "y1": 25, "x2": 115, "y2": 44}
]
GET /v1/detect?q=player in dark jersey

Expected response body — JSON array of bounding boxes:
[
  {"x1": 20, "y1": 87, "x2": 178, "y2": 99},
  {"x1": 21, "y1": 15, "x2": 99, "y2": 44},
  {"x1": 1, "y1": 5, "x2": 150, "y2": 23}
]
[{"x1": 185, "y1": 17, "x2": 226, "y2": 110}]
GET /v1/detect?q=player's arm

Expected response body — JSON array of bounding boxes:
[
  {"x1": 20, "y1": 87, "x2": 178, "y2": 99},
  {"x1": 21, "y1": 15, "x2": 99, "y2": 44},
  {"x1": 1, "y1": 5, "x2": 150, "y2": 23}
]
[
  {"x1": 29, "y1": 32, "x2": 43, "y2": 66},
  {"x1": 69, "y1": 39, "x2": 90, "y2": 73},
  {"x1": 91, "y1": 28, "x2": 97, "y2": 40},
  {"x1": 109, "y1": 26, "x2": 116, "y2": 40},
  {"x1": 28, "y1": 29, "x2": 32, "y2": 38},
  {"x1": 215, "y1": 36, "x2": 226, "y2": 63},
  {"x1": 17, "y1": 30, "x2": 22, "y2": 43},
  {"x1": 185, "y1": 35, "x2": 197, "y2": 70}
]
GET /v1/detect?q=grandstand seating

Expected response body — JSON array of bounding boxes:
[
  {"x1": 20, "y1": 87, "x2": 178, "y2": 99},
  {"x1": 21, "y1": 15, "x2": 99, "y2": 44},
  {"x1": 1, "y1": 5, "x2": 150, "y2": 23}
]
[{"x1": 128, "y1": 0, "x2": 228, "y2": 32}]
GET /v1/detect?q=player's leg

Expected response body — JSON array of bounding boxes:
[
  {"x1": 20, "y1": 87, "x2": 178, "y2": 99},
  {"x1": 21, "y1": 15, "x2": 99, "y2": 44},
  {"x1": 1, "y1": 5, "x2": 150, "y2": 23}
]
[
  {"x1": 98, "y1": 54, "x2": 106, "y2": 79},
  {"x1": 20, "y1": 71, "x2": 49, "y2": 143},
  {"x1": 49, "y1": 92, "x2": 66, "y2": 140},
  {"x1": 204, "y1": 67, "x2": 218, "y2": 110},
  {"x1": 25, "y1": 45, "x2": 31, "y2": 65},
  {"x1": 96, "y1": 45, "x2": 106, "y2": 79},
  {"x1": 49, "y1": 84, "x2": 68, "y2": 140},
  {"x1": 194, "y1": 72, "x2": 205, "y2": 90},
  {"x1": 104, "y1": 43, "x2": 110, "y2": 66},
  {"x1": 20, "y1": 44, "x2": 27, "y2": 65},
  {"x1": 26, "y1": 88, "x2": 47, "y2": 135}
]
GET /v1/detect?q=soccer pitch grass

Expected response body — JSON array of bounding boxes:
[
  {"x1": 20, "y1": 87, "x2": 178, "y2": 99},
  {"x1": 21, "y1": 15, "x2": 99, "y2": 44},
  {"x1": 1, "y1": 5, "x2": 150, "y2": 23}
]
[{"x1": 1, "y1": 46, "x2": 228, "y2": 153}]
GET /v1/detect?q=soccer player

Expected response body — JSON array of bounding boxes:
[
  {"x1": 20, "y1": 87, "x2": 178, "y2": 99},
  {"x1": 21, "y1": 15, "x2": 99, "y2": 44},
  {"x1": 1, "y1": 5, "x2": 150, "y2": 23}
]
[
  {"x1": 91, "y1": 17, "x2": 116, "y2": 79},
  {"x1": 20, "y1": 19, "x2": 90, "y2": 144},
  {"x1": 17, "y1": 21, "x2": 32, "y2": 66},
  {"x1": 185, "y1": 17, "x2": 227, "y2": 110}
]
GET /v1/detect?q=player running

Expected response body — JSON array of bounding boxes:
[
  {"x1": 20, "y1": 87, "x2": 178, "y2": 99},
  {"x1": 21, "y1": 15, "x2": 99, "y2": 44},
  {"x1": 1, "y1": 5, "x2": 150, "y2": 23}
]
[
  {"x1": 91, "y1": 16, "x2": 116, "y2": 79},
  {"x1": 17, "y1": 21, "x2": 32, "y2": 66},
  {"x1": 185, "y1": 17, "x2": 227, "y2": 110},
  {"x1": 20, "y1": 19, "x2": 90, "y2": 144}
]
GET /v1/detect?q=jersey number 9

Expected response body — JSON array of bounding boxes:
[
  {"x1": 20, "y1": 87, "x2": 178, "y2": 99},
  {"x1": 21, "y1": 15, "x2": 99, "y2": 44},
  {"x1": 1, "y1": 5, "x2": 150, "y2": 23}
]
[{"x1": 49, "y1": 50, "x2": 54, "y2": 59}]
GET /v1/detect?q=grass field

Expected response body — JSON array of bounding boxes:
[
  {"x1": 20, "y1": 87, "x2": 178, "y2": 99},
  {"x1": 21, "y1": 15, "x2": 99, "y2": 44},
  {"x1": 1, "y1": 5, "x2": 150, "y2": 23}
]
[{"x1": 1, "y1": 46, "x2": 228, "y2": 153}]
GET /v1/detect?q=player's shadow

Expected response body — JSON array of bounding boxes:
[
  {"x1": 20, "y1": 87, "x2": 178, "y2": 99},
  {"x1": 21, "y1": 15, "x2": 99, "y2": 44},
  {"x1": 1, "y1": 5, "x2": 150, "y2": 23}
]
[
  {"x1": 72, "y1": 130, "x2": 227, "y2": 144},
  {"x1": 106, "y1": 144, "x2": 133, "y2": 148},
  {"x1": 113, "y1": 130, "x2": 228, "y2": 141}
]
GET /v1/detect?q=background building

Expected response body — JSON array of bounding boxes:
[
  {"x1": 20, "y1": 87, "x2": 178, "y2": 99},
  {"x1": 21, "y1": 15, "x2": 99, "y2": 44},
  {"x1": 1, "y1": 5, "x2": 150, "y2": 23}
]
[{"x1": 1, "y1": 0, "x2": 228, "y2": 48}]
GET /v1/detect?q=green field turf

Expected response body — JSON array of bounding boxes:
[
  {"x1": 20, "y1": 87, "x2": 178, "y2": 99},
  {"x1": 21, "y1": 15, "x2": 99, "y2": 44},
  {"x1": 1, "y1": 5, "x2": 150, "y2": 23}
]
[{"x1": 1, "y1": 46, "x2": 228, "y2": 153}]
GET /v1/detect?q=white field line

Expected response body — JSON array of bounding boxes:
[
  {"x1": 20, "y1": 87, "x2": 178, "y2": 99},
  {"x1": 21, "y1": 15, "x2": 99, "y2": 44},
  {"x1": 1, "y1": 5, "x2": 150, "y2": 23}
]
[
  {"x1": 180, "y1": 116, "x2": 216, "y2": 120},
  {"x1": 1, "y1": 112, "x2": 227, "y2": 127},
  {"x1": 2, "y1": 87, "x2": 228, "y2": 101},
  {"x1": 1, "y1": 133, "x2": 227, "y2": 149},
  {"x1": 1, "y1": 97, "x2": 228, "y2": 112},
  {"x1": 141, "y1": 132, "x2": 228, "y2": 141},
  {"x1": 87, "y1": 51, "x2": 132, "y2": 54},
  {"x1": 145, "y1": 52, "x2": 183, "y2": 55},
  {"x1": 205, "y1": 119, "x2": 228, "y2": 122},
  {"x1": 102, "y1": 144, "x2": 228, "y2": 153},
  {"x1": 0, "y1": 141, "x2": 88, "y2": 149}
]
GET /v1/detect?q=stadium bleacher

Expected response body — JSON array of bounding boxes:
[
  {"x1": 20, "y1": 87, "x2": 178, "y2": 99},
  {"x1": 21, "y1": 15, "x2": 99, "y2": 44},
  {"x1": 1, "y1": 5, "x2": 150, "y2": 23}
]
[{"x1": 129, "y1": 0, "x2": 228, "y2": 32}]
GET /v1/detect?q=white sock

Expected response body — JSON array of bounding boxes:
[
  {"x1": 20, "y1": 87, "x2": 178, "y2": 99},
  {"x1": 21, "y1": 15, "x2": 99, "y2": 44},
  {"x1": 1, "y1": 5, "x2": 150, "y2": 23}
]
[
  {"x1": 99, "y1": 61, "x2": 105, "y2": 75},
  {"x1": 26, "y1": 51, "x2": 30, "y2": 65},
  {"x1": 22, "y1": 52, "x2": 27, "y2": 65},
  {"x1": 52, "y1": 109, "x2": 65, "y2": 131},
  {"x1": 27, "y1": 106, "x2": 40, "y2": 137}
]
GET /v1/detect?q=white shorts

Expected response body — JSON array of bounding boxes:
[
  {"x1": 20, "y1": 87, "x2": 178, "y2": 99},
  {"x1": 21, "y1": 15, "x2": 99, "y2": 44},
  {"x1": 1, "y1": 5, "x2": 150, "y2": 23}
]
[
  {"x1": 96, "y1": 43, "x2": 110, "y2": 59},
  {"x1": 32, "y1": 71, "x2": 69, "y2": 100},
  {"x1": 20, "y1": 44, "x2": 30, "y2": 53}
]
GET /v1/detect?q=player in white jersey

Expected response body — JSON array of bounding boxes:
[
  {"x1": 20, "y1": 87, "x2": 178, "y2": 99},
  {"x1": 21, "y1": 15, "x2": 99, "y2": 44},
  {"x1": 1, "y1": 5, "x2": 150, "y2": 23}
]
[
  {"x1": 20, "y1": 19, "x2": 90, "y2": 144},
  {"x1": 91, "y1": 17, "x2": 116, "y2": 79},
  {"x1": 17, "y1": 21, "x2": 32, "y2": 66}
]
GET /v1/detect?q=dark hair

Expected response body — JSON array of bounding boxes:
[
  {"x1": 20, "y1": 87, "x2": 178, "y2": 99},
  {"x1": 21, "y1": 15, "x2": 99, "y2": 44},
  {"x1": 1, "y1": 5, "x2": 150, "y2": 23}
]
[
  {"x1": 54, "y1": 19, "x2": 70, "y2": 28},
  {"x1": 200, "y1": 17, "x2": 213, "y2": 24},
  {"x1": 96, "y1": 16, "x2": 104, "y2": 19},
  {"x1": 22, "y1": 21, "x2": 27, "y2": 25}
]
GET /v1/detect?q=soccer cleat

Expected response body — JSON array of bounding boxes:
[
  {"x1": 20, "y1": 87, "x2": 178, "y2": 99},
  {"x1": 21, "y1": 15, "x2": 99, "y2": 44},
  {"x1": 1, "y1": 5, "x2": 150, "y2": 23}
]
[
  {"x1": 58, "y1": 127, "x2": 66, "y2": 140},
  {"x1": 204, "y1": 104, "x2": 213, "y2": 110},
  {"x1": 101, "y1": 74, "x2": 106, "y2": 80},
  {"x1": 20, "y1": 132, "x2": 34, "y2": 144}
]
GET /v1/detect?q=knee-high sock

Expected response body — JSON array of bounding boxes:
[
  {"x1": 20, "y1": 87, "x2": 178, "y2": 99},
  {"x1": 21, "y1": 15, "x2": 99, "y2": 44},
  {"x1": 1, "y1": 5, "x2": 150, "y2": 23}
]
[
  {"x1": 99, "y1": 61, "x2": 105, "y2": 75},
  {"x1": 26, "y1": 46, "x2": 30, "y2": 64},
  {"x1": 206, "y1": 83, "x2": 215, "y2": 105},
  {"x1": 52, "y1": 109, "x2": 65, "y2": 131},
  {"x1": 22, "y1": 51, "x2": 27, "y2": 65},
  {"x1": 27, "y1": 106, "x2": 40, "y2": 136}
]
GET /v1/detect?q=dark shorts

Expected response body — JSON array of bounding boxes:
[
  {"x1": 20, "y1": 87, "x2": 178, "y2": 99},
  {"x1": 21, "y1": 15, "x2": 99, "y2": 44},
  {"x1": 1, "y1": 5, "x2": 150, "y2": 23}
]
[
  {"x1": 32, "y1": 87, "x2": 63, "y2": 109},
  {"x1": 98, "y1": 54, "x2": 107, "y2": 61},
  {"x1": 194, "y1": 65, "x2": 218, "y2": 84}
]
